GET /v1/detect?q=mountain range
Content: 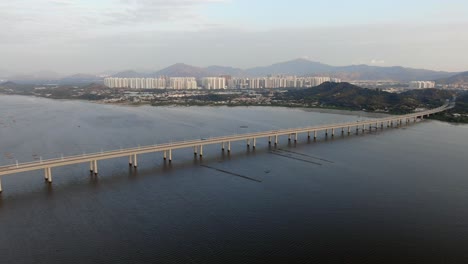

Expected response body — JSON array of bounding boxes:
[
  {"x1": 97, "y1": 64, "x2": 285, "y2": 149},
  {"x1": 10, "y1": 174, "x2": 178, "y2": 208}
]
[
  {"x1": 435, "y1": 71, "x2": 468, "y2": 85},
  {"x1": 112, "y1": 59, "x2": 456, "y2": 82},
  {"x1": 3, "y1": 59, "x2": 462, "y2": 83}
]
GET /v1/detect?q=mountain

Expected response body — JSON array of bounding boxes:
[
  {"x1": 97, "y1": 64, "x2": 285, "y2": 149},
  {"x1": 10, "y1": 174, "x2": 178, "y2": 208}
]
[
  {"x1": 152, "y1": 63, "x2": 211, "y2": 78},
  {"x1": 60, "y1": 74, "x2": 103, "y2": 84},
  {"x1": 435, "y1": 71, "x2": 468, "y2": 85},
  {"x1": 204, "y1": 65, "x2": 246, "y2": 77},
  {"x1": 245, "y1": 59, "x2": 454, "y2": 81},
  {"x1": 246, "y1": 58, "x2": 333, "y2": 76},
  {"x1": 112, "y1": 70, "x2": 147, "y2": 78},
  {"x1": 330, "y1": 65, "x2": 453, "y2": 82},
  {"x1": 278, "y1": 82, "x2": 454, "y2": 113}
]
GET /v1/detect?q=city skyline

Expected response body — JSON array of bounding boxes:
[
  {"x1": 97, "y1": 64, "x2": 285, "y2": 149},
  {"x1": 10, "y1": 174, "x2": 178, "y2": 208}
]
[{"x1": 1, "y1": 0, "x2": 468, "y2": 74}]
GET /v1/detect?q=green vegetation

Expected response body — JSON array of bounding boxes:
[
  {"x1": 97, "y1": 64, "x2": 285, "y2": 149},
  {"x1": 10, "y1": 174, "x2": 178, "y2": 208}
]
[
  {"x1": 429, "y1": 92, "x2": 468, "y2": 123},
  {"x1": 276, "y1": 82, "x2": 454, "y2": 114}
]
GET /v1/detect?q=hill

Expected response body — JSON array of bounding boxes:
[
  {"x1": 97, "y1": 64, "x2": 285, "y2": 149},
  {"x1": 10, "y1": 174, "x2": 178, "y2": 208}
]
[
  {"x1": 277, "y1": 82, "x2": 454, "y2": 113},
  {"x1": 435, "y1": 71, "x2": 468, "y2": 85},
  {"x1": 152, "y1": 63, "x2": 210, "y2": 78},
  {"x1": 246, "y1": 58, "x2": 332, "y2": 76},
  {"x1": 112, "y1": 70, "x2": 147, "y2": 78}
]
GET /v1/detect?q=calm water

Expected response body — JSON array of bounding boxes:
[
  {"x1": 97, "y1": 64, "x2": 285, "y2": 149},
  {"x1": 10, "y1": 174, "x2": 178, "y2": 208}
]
[{"x1": 1, "y1": 95, "x2": 468, "y2": 263}]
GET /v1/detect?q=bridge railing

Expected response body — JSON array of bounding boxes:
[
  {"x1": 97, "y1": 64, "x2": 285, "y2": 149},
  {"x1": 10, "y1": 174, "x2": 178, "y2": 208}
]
[{"x1": 0, "y1": 104, "x2": 452, "y2": 170}]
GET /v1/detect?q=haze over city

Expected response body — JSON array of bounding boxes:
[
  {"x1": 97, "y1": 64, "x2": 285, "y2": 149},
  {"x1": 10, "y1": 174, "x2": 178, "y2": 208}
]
[{"x1": 1, "y1": 0, "x2": 468, "y2": 74}]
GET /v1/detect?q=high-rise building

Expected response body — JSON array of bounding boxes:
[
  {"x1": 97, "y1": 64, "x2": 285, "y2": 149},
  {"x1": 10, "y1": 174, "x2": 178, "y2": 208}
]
[{"x1": 201, "y1": 77, "x2": 226, "y2": 89}]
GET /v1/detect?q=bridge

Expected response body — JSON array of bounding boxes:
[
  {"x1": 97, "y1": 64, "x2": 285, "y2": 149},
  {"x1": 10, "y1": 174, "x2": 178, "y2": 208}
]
[{"x1": 0, "y1": 104, "x2": 453, "y2": 193}]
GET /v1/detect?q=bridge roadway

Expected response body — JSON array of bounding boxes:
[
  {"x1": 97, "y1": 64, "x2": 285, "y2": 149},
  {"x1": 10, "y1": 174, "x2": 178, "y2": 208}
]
[{"x1": 0, "y1": 104, "x2": 453, "y2": 192}]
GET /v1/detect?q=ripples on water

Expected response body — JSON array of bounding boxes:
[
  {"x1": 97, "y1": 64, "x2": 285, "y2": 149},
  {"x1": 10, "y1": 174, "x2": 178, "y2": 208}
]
[{"x1": 1, "y1": 95, "x2": 468, "y2": 263}]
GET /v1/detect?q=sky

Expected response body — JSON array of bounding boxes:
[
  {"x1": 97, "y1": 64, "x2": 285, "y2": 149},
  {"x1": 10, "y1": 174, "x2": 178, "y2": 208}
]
[{"x1": 1, "y1": 0, "x2": 468, "y2": 75}]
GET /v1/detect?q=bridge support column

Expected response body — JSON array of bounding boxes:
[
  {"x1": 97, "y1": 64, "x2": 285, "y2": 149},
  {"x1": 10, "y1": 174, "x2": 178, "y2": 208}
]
[
  {"x1": 268, "y1": 136, "x2": 272, "y2": 144},
  {"x1": 45, "y1": 168, "x2": 49, "y2": 180},
  {"x1": 228, "y1": 141, "x2": 231, "y2": 153},
  {"x1": 200, "y1": 145, "x2": 203, "y2": 157},
  {"x1": 307, "y1": 131, "x2": 310, "y2": 139},
  {"x1": 90, "y1": 161, "x2": 94, "y2": 172},
  {"x1": 93, "y1": 161, "x2": 98, "y2": 175},
  {"x1": 356, "y1": 126, "x2": 359, "y2": 134},
  {"x1": 288, "y1": 134, "x2": 291, "y2": 142},
  {"x1": 133, "y1": 154, "x2": 138, "y2": 168},
  {"x1": 128, "y1": 155, "x2": 132, "y2": 166},
  {"x1": 247, "y1": 139, "x2": 250, "y2": 147},
  {"x1": 275, "y1": 135, "x2": 278, "y2": 145},
  {"x1": 348, "y1": 127, "x2": 350, "y2": 134},
  {"x1": 169, "y1": 149, "x2": 172, "y2": 162},
  {"x1": 194, "y1": 146, "x2": 198, "y2": 155},
  {"x1": 314, "y1": 131, "x2": 317, "y2": 139},
  {"x1": 221, "y1": 142, "x2": 225, "y2": 151},
  {"x1": 47, "y1": 168, "x2": 52, "y2": 183},
  {"x1": 294, "y1": 133, "x2": 298, "y2": 142},
  {"x1": 341, "y1": 127, "x2": 344, "y2": 134},
  {"x1": 253, "y1": 138, "x2": 256, "y2": 149},
  {"x1": 325, "y1": 129, "x2": 328, "y2": 136},
  {"x1": 163, "y1": 151, "x2": 167, "y2": 161},
  {"x1": 331, "y1": 128, "x2": 334, "y2": 137}
]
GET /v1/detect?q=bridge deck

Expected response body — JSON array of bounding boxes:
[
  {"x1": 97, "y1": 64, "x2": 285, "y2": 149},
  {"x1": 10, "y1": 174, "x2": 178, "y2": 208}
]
[{"x1": 0, "y1": 104, "x2": 452, "y2": 178}]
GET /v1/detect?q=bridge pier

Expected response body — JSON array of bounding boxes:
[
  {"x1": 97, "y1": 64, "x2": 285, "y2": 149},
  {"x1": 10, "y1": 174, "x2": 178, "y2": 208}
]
[
  {"x1": 128, "y1": 155, "x2": 132, "y2": 166},
  {"x1": 331, "y1": 128, "x2": 334, "y2": 137},
  {"x1": 341, "y1": 127, "x2": 344, "y2": 134},
  {"x1": 325, "y1": 129, "x2": 328, "y2": 136},
  {"x1": 133, "y1": 154, "x2": 138, "y2": 168},
  {"x1": 45, "y1": 168, "x2": 49, "y2": 180},
  {"x1": 288, "y1": 134, "x2": 291, "y2": 142},
  {"x1": 253, "y1": 138, "x2": 256, "y2": 148},
  {"x1": 228, "y1": 141, "x2": 231, "y2": 153},
  {"x1": 194, "y1": 146, "x2": 198, "y2": 155},
  {"x1": 275, "y1": 135, "x2": 278, "y2": 145},
  {"x1": 93, "y1": 161, "x2": 98, "y2": 175},
  {"x1": 348, "y1": 127, "x2": 351, "y2": 134},
  {"x1": 221, "y1": 142, "x2": 225, "y2": 151},
  {"x1": 294, "y1": 133, "x2": 298, "y2": 142},
  {"x1": 307, "y1": 131, "x2": 310, "y2": 139},
  {"x1": 314, "y1": 131, "x2": 317, "y2": 139},
  {"x1": 90, "y1": 161, "x2": 94, "y2": 172},
  {"x1": 163, "y1": 151, "x2": 167, "y2": 161},
  {"x1": 199, "y1": 145, "x2": 203, "y2": 157},
  {"x1": 169, "y1": 149, "x2": 172, "y2": 162},
  {"x1": 47, "y1": 168, "x2": 52, "y2": 183}
]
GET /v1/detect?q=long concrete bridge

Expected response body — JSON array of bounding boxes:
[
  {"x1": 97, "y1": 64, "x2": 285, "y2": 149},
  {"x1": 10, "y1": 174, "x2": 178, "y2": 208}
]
[{"x1": 0, "y1": 104, "x2": 453, "y2": 192}]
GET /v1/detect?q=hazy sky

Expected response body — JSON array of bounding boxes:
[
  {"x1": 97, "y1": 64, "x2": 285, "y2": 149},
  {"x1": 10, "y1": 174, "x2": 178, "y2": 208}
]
[{"x1": 1, "y1": 0, "x2": 468, "y2": 75}]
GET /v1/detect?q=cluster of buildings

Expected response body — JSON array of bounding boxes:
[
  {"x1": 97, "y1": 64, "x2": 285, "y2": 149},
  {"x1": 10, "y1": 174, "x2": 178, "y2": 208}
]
[
  {"x1": 228, "y1": 76, "x2": 341, "y2": 89},
  {"x1": 103, "y1": 76, "x2": 341, "y2": 90},
  {"x1": 104, "y1": 77, "x2": 197, "y2": 89},
  {"x1": 409, "y1": 81, "x2": 436, "y2": 89}
]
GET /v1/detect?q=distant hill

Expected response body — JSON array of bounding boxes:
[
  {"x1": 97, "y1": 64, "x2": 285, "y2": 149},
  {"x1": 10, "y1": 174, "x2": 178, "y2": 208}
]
[
  {"x1": 329, "y1": 65, "x2": 453, "y2": 82},
  {"x1": 435, "y1": 71, "x2": 468, "y2": 85},
  {"x1": 277, "y1": 82, "x2": 454, "y2": 113},
  {"x1": 246, "y1": 58, "x2": 333, "y2": 76},
  {"x1": 112, "y1": 70, "x2": 147, "y2": 78},
  {"x1": 60, "y1": 74, "x2": 103, "y2": 84},
  {"x1": 204, "y1": 65, "x2": 246, "y2": 77},
  {"x1": 146, "y1": 59, "x2": 455, "y2": 81},
  {"x1": 151, "y1": 63, "x2": 210, "y2": 78},
  {"x1": 7, "y1": 59, "x2": 459, "y2": 82}
]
